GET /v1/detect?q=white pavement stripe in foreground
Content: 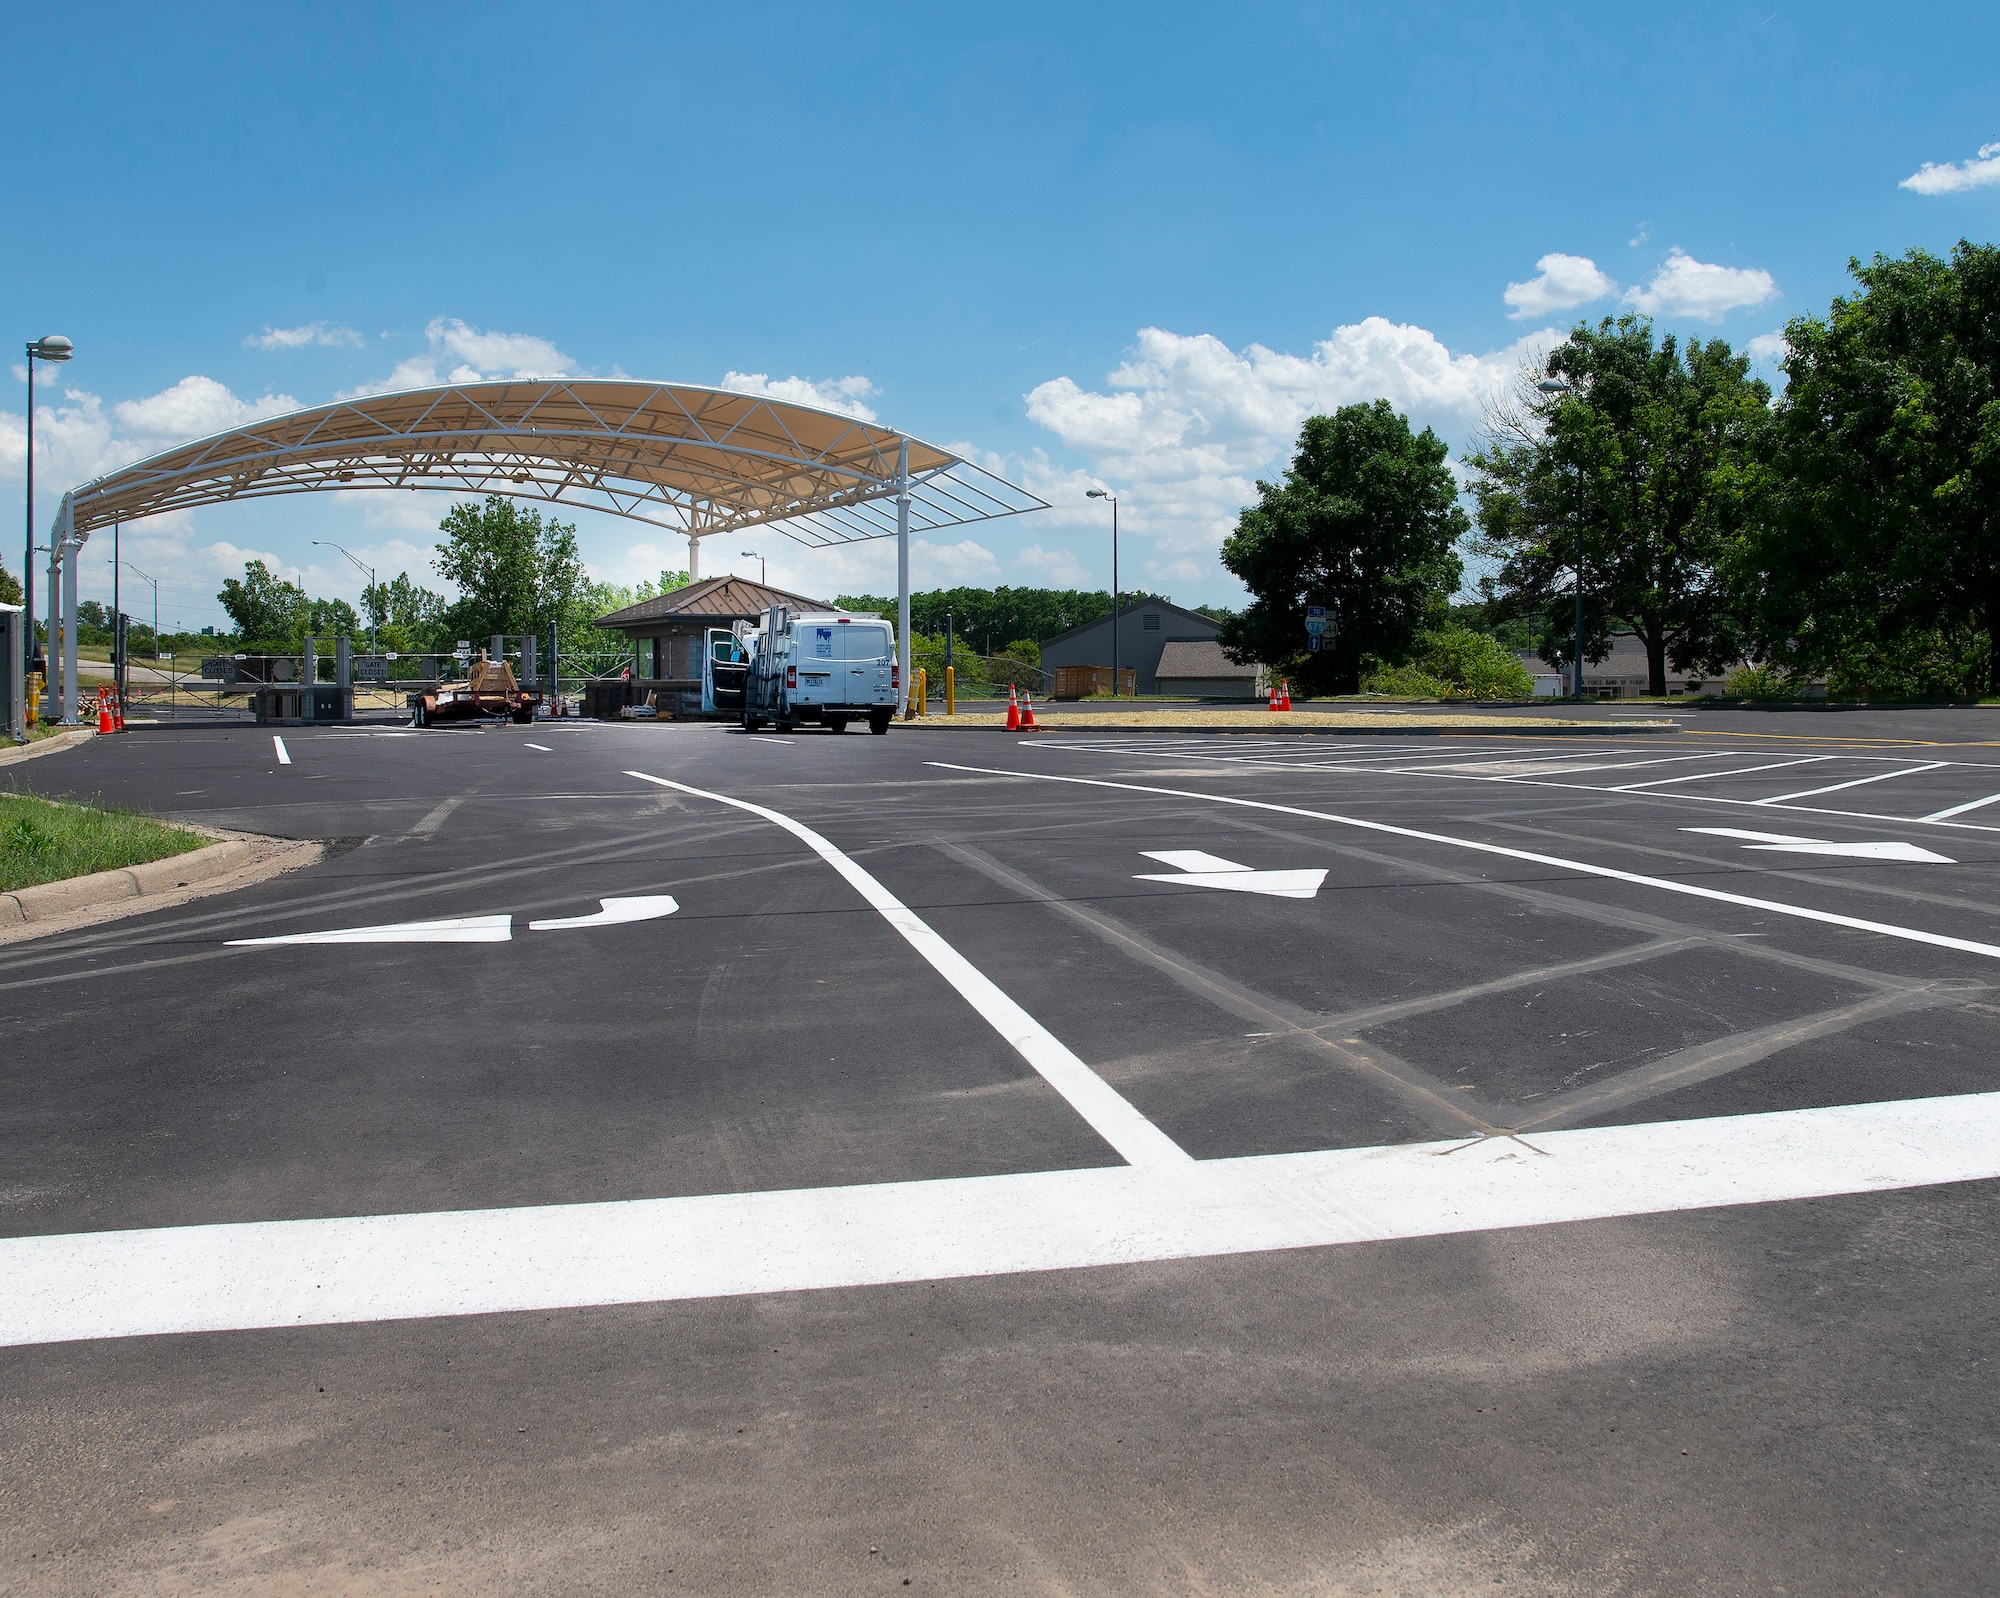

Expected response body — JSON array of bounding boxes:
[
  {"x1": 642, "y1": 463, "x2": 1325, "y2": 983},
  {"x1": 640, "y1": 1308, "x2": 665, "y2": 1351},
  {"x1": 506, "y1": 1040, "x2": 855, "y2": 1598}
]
[
  {"x1": 527, "y1": 896, "x2": 678, "y2": 931},
  {"x1": 272, "y1": 735, "x2": 291, "y2": 765},
  {"x1": 228, "y1": 915, "x2": 513, "y2": 946},
  {"x1": 627, "y1": 770, "x2": 1187, "y2": 1169},
  {"x1": 4, "y1": 1094, "x2": 1996, "y2": 1347},
  {"x1": 933, "y1": 764, "x2": 2000, "y2": 963}
]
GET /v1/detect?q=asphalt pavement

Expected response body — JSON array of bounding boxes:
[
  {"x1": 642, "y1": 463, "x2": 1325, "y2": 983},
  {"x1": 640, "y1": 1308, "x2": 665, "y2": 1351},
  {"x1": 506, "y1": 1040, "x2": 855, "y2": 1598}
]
[{"x1": 4, "y1": 710, "x2": 1999, "y2": 1595}]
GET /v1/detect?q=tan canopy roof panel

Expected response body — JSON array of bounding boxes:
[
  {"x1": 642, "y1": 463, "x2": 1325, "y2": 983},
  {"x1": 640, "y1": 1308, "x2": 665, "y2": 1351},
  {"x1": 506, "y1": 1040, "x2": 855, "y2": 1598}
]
[{"x1": 63, "y1": 378, "x2": 1045, "y2": 546}]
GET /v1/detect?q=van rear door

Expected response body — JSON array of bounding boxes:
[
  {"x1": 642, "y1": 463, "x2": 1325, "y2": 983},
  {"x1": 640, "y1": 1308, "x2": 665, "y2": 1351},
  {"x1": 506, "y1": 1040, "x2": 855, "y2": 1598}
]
[
  {"x1": 842, "y1": 622, "x2": 895, "y2": 704},
  {"x1": 704, "y1": 628, "x2": 747, "y2": 713}
]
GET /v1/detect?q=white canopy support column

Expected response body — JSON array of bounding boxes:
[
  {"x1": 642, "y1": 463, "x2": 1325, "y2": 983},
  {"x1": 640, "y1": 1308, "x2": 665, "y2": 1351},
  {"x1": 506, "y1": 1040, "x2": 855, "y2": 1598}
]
[
  {"x1": 49, "y1": 493, "x2": 85, "y2": 723},
  {"x1": 896, "y1": 437, "x2": 912, "y2": 719},
  {"x1": 687, "y1": 531, "x2": 700, "y2": 582}
]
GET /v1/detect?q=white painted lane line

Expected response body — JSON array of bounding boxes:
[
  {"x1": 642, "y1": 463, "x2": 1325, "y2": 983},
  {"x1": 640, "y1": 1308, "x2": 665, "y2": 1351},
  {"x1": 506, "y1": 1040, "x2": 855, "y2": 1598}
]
[
  {"x1": 1755, "y1": 761, "x2": 1950, "y2": 805},
  {"x1": 1609, "y1": 755, "x2": 1833, "y2": 792},
  {"x1": 1923, "y1": 790, "x2": 2000, "y2": 823},
  {"x1": 627, "y1": 770, "x2": 1188, "y2": 1168},
  {"x1": 528, "y1": 896, "x2": 678, "y2": 931},
  {"x1": 228, "y1": 915, "x2": 512, "y2": 947},
  {"x1": 6, "y1": 1092, "x2": 1995, "y2": 1347},
  {"x1": 272, "y1": 735, "x2": 291, "y2": 766},
  {"x1": 931, "y1": 763, "x2": 2000, "y2": 962},
  {"x1": 523, "y1": 742, "x2": 553, "y2": 752}
]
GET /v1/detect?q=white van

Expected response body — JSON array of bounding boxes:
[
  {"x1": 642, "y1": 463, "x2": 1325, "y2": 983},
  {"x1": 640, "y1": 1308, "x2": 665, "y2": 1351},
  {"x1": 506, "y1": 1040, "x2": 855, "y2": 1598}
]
[{"x1": 718, "y1": 608, "x2": 900, "y2": 734}]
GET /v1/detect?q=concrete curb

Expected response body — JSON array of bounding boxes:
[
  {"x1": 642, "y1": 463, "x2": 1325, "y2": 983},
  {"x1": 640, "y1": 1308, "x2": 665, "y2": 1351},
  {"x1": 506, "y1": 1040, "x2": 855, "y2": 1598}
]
[
  {"x1": 888, "y1": 720, "x2": 1675, "y2": 736},
  {"x1": 0, "y1": 829, "x2": 325, "y2": 944},
  {"x1": 0, "y1": 729, "x2": 95, "y2": 766}
]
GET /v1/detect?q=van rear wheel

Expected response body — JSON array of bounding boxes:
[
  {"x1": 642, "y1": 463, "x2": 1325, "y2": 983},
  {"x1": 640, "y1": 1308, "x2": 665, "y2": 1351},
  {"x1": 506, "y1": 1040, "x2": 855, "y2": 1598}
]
[{"x1": 868, "y1": 711, "x2": 891, "y2": 735}]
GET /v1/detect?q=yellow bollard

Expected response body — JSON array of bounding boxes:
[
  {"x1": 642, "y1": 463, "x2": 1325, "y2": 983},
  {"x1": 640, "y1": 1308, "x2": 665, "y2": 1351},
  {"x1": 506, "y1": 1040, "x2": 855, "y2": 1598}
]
[
  {"x1": 945, "y1": 664, "x2": 955, "y2": 717},
  {"x1": 916, "y1": 667, "x2": 928, "y2": 717},
  {"x1": 25, "y1": 672, "x2": 42, "y2": 730}
]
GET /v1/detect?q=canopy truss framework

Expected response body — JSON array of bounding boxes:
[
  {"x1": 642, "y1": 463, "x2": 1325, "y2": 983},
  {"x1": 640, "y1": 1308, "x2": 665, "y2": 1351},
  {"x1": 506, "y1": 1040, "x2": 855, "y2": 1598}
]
[
  {"x1": 46, "y1": 378, "x2": 1047, "y2": 725},
  {"x1": 63, "y1": 379, "x2": 1046, "y2": 547}
]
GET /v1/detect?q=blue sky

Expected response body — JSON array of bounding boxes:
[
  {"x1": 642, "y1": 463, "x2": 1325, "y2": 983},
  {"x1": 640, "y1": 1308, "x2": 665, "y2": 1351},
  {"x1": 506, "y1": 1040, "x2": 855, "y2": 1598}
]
[{"x1": 6, "y1": 1, "x2": 1997, "y2": 629}]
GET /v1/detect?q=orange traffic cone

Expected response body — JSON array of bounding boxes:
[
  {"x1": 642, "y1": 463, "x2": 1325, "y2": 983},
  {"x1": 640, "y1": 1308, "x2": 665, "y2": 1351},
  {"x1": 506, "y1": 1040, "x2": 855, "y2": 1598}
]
[
  {"x1": 1279, "y1": 679, "x2": 1292, "y2": 712},
  {"x1": 1021, "y1": 691, "x2": 1037, "y2": 730},
  {"x1": 97, "y1": 696, "x2": 114, "y2": 735},
  {"x1": 1005, "y1": 684, "x2": 1021, "y2": 731},
  {"x1": 1268, "y1": 680, "x2": 1281, "y2": 712},
  {"x1": 112, "y1": 687, "x2": 125, "y2": 731}
]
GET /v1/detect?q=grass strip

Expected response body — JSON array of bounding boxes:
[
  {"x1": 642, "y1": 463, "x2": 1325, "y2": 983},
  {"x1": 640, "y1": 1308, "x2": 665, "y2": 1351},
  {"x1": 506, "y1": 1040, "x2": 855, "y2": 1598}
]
[{"x1": 0, "y1": 791, "x2": 209, "y2": 893}]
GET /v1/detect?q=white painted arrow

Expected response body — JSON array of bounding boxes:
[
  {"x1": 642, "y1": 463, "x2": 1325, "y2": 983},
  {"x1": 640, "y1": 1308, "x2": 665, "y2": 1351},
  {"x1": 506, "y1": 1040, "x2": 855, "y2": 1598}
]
[
  {"x1": 528, "y1": 895, "x2": 679, "y2": 931},
  {"x1": 228, "y1": 914, "x2": 513, "y2": 946},
  {"x1": 1684, "y1": 827, "x2": 1955, "y2": 864},
  {"x1": 1134, "y1": 850, "x2": 1327, "y2": 900}
]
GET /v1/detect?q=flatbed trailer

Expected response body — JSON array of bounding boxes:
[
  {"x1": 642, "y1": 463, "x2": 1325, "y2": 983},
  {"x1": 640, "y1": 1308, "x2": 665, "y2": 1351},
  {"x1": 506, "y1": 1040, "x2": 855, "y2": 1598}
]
[{"x1": 409, "y1": 659, "x2": 541, "y2": 726}]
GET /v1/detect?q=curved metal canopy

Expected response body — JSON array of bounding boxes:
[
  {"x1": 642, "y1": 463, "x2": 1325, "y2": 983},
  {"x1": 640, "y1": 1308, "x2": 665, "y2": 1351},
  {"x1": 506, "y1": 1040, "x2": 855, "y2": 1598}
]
[{"x1": 63, "y1": 378, "x2": 1045, "y2": 548}]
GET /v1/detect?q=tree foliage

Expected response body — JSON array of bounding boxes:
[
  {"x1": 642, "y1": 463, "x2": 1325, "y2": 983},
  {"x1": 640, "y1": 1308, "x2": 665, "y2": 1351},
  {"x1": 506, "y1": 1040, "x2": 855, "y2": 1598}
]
[
  {"x1": 1467, "y1": 316, "x2": 1768, "y2": 696},
  {"x1": 833, "y1": 586, "x2": 1173, "y2": 648},
  {"x1": 217, "y1": 559, "x2": 311, "y2": 644},
  {"x1": 1732, "y1": 241, "x2": 2000, "y2": 696},
  {"x1": 433, "y1": 496, "x2": 588, "y2": 648},
  {"x1": 1218, "y1": 401, "x2": 1466, "y2": 695},
  {"x1": 0, "y1": 560, "x2": 20, "y2": 608}
]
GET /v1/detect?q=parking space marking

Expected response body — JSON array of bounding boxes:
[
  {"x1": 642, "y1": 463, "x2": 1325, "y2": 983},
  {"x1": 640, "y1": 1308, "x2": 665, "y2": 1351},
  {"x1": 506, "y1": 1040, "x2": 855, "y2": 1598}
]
[
  {"x1": 1756, "y1": 761, "x2": 1950, "y2": 804},
  {"x1": 1609, "y1": 755, "x2": 1833, "y2": 791},
  {"x1": 523, "y1": 742, "x2": 553, "y2": 751},
  {"x1": 1054, "y1": 738, "x2": 2000, "y2": 836},
  {"x1": 272, "y1": 735, "x2": 291, "y2": 765},
  {"x1": 932, "y1": 763, "x2": 2000, "y2": 962},
  {"x1": 6, "y1": 1091, "x2": 1995, "y2": 1347},
  {"x1": 626, "y1": 770, "x2": 1189, "y2": 1169},
  {"x1": 1925, "y1": 790, "x2": 2000, "y2": 823}
]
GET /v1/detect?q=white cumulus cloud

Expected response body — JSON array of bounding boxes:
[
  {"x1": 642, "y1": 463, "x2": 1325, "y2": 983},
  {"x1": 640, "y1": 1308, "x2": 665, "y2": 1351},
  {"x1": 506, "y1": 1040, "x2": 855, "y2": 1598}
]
[
  {"x1": 112, "y1": 376, "x2": 298, "y2": 440},
  {"x1": 1504, "y1": 254, "x2": 1617, "y2": 320},
  {"x1": 1623, "y1": 249, "x2": 1777, "y2": 321},
  {"x1": 338, "y1": 318, "x2": 576, "y2": 398},
  {"x1": 720, "y1": 371, "x2": 880, "y2": 422},
  {"x1": 1019, "y1": 319, "x2": 1555, "y2": 594},
  {"x1": 1900, "y1": 142, "x2": 2000, "y2": 195},
  {"x1": 1746, "y1": 330, "x2": 1789, "y2": 366},
  {"x1": 247, "y1": 322, "x2": 364, "y2": 350}
]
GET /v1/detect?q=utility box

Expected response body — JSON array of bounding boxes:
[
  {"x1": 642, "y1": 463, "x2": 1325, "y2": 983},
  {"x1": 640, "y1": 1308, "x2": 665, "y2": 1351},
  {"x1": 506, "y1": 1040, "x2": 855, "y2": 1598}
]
[
  {"x1": 0, "y1": 604, "x2": 22, "y2": 740},
  {"x1": 254, "y1": 683, "x2": 351, "y2": 723}
]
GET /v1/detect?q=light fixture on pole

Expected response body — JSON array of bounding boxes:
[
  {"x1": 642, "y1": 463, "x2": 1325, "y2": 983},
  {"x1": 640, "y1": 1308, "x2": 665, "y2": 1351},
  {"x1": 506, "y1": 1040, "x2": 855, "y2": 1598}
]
[
  {"x1": 312, "y1": 539, "x2": 379, "y2": 656},
  {"x1": 22, "y1": 335, "x2": 73, "y2": 675},
  {"x1": 740, "y1": 550, "x2": 766, "y2": 585},
  {"x1": 1536, "y1": 377, "x2": 1586, "y2": 701},
  {"x1": 1085, "y1": 489, "x2": 1120, "y2": 697}
]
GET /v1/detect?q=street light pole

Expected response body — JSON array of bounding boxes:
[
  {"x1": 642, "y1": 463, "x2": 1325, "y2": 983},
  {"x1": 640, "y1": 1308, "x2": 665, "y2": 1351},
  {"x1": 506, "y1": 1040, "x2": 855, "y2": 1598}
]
[
  {"x1": 311, "y1": 539, "x2": 378, "y2": 656},
  {"x1": 22, "y1": 335, "x2": 74, "y2": 676},
  {"x1": 1086, "y1": 489, "x2": 1120, "y2": 696},
  {"x1": 1536, "y1": 378, "x2": 1586, "y2": 700},
  {"x1": 116, "y1": 562, "x2": 158, "y2": 658},
  {"x1": 740, "y1": 550, "x2": 765, "y2": 585}
]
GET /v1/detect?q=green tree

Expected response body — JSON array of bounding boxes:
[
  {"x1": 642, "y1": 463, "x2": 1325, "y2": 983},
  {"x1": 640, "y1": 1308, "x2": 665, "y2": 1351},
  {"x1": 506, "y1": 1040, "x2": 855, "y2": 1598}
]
[
  {"x1": 1733, "y1": 241, "x2": 2000, "y2": 695},
  {"x1": 635, "y1": 570, "x2": 690, "y2": 600},
  {"x1": 363, "y1": 572, "x2": 449, "y2": 646},
  {"x1": 1468, "y1": 316, "x2": 1768, "y2": 697},
  {"x1": 217, "y1": 559, "x2": 310, "y2": 643},
  {"x1": 433, "y1": 496, "x2": 588, "y2": 647},
  {"x1": 0, "y1": 560, "x2": 20, "y2": 607},
  {"x1": 1219, "y1": 402, "x2": 1466, "y2": 695}
]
